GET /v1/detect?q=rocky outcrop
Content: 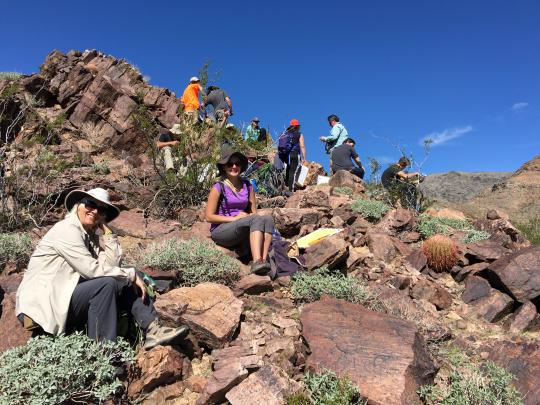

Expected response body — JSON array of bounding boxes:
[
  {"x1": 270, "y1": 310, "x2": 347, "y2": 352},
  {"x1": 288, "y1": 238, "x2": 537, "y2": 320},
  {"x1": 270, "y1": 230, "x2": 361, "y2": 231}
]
[
  {"x1": 328, "y1": 170, "x2": 365, "y2": 194},
  {"x1": 300, "y1": 297, "x2": 436, "y2": 405},
  {"x1": 155, "y1": 283, "x2": 243, "y2": 349}
]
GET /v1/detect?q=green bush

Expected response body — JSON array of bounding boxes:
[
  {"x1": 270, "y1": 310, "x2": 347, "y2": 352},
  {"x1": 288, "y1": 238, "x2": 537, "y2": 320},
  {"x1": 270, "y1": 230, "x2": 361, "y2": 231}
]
[
  {"x1": 0, "y1": 332, "x2": 135, "y2": 405},
  {"x1": 350, "y1": 199, "x2": 391, "y2": 221},
  {"x1": 418, "y1": 346, "x2": 523, "y2": 405},
  {"x1": 0, "y1": 72, "x2": 22, "y2": 81},
  {"x1": 0, "y1": 232, "x2": 32, "y2": 266},
  {"x1": 333, "y1": 186, "x2": 353, "y2": 196},
  {"x1": 140, "y1": 238, "x2": 240, "y2": 286},
  {"x1": 516, "y1": 216, "x2": 540, "y2": 245},
  {"x1": 287, "y1": 369, "x2": 365, "y2": 405},
  {"x1": 291, "y1": 267, "x2": 380, "y2": 309},
  {"x1": 91, "y1": 161, "x2": 111, "y2": 175},
  {"x1": 462, "y1": 229, "x2": 491, "y2": 244},
  {"x1": 418, "y1": 215, "x2": 490, "y2": 244}
]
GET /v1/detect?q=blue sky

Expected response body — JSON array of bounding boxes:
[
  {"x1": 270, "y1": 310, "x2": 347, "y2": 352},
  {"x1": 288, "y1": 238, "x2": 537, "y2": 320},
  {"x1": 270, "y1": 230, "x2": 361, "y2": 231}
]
[{"x1": 1, "y1": 0, "x2": 539, "y2": 175}]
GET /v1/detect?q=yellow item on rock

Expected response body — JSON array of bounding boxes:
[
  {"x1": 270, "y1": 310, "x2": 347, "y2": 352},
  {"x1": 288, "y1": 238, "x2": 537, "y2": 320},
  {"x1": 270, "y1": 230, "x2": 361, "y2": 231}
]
[{"x1": 295, "y1": 228, "x2": 343, "y2": 250}]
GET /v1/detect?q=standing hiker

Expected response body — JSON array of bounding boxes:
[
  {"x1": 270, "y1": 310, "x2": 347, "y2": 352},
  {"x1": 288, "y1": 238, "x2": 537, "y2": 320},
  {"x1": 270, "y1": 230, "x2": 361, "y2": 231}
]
[
  {"x1": 203, "y1": 86, "x2": 233, "y2": 127},
  {"x1": 331, "y1": 138, "x2": 365, "y2": 179},
  {"x1": 16, "y1": 187, "x2": 189, "y2": 349},
  {"x1": 277, "y1": 119, "x2": 307, "y2": 192},
  {"x1": 180, "y1": 77, "x2": 203, "y2": 139},
  {"x1": 320, "y1": 114, "x2": 348, "y2": 171},
  {"x1": 205, "y1": 149, "x2": 274, "y2": 275}
]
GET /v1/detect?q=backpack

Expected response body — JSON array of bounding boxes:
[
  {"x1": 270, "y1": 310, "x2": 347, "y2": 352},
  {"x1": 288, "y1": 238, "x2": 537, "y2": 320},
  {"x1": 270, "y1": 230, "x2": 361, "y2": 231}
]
[{"x1": 277, "y1": 129, "x2": 300, "y2": 161}]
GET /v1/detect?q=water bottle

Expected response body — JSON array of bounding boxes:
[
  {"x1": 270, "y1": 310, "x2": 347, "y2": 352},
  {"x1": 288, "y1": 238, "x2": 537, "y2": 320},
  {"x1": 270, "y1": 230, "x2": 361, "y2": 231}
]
[{"x1": 250, "y1": 178, "x2": 258, "y2": 193}]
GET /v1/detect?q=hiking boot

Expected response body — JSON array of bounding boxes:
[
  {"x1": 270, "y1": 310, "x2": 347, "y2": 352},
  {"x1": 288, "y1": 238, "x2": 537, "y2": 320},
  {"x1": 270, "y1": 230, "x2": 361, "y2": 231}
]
[
  {"x1": 251, "y1": 260, "x2": 271, "y2": 275},
  {"x1": 143, "y1": 320, "x2": 189, "y2": 350}
]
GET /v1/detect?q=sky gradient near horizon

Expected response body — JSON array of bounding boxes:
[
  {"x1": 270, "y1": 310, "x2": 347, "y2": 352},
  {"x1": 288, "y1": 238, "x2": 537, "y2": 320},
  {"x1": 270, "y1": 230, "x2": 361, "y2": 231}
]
[{"x1": 1, "y1": 0, "x2": 539, "y2": 175}]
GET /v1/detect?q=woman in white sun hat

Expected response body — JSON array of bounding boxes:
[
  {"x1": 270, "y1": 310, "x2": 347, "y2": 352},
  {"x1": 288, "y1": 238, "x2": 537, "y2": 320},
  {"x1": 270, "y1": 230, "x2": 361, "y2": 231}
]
[{"x1": 16, "y1": 187, "x2": 188, "y2": 348}]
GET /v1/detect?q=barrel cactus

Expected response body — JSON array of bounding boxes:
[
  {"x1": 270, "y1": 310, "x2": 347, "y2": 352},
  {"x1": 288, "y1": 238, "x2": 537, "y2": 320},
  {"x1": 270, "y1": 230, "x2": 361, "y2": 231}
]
[{"x1": 422, "y1": 234, "x2": 458, "y2": 272}]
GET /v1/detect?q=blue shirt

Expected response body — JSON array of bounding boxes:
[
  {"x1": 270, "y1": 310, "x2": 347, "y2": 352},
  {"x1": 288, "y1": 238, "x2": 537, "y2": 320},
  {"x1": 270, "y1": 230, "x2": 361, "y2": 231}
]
[
  {"x1": 324, "y1": 123, "x2": 349, "y2": 153},
  {"x1": 244, "y1": 125, "x2": 260, "y2": 141}
]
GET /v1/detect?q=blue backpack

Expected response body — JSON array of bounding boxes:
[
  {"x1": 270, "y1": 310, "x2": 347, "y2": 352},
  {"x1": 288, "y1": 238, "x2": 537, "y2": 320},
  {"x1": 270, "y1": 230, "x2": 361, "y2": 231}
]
[{"x1": 277, "y1": 130, "x2": 300, "y2": 161}]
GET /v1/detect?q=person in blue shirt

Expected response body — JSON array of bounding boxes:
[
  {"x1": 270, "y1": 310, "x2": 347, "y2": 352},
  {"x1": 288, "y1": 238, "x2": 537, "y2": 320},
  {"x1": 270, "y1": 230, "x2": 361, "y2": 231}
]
[{"x1": 320, "y1": 114, "x2": 349, "y2": 173}]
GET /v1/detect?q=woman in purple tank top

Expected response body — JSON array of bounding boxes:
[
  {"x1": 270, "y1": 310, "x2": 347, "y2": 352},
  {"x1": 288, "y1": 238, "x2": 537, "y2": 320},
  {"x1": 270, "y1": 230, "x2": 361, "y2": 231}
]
[{"x1": 205, "y1": 149, "x2": 274, "y2": 275}]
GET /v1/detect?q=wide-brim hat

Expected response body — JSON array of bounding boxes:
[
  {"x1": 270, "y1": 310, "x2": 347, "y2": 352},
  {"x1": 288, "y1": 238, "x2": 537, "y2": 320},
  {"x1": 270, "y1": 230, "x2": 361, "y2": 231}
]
[
  {"x1": 65, "y1": 187, "x2": 120, "y2": 222},
  {"x1": 216, "y1": 148, "x2": 248, "y2": 174}
]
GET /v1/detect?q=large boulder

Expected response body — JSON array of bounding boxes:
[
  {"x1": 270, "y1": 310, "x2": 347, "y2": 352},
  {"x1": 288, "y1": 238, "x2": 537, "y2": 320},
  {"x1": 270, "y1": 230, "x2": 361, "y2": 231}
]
[
  {"x1": 487, "y1": 246, "x2": 540, "y2": 303},
  {"x1": 155, "y1": 283, "x2": 243, "y2": 349},
  {"x1": 225, "y1": 365, "x2": 301, "y2": 405},
  {"x1": 109, "y1": 209, "x2": 178, "y2": 239},
  {"x1": 366, "y1": 232, "x2": 397, "y2": 262},
  {"x1": 284, "y1": 188, "x2": 331, "y2": 210},
  {"x1": 410, "y1": 279, "x2": 453, "y2": 310},
  {"x1": 465, "y1": 240, "x2": 511, "y2": 263},
  {"x1": 273, "y1": 208, "x2": 326, "y2": 237},
  {"x1": 329, "y1": 170, "x2": 365, "y2": 194},
  {"x1": 300, "y1": 297, "x2": 436, "y2": 405},
  {"x1": 461, "y1": 288, "x2": 514, "y2": 322},
  {"x1": 504, "y1": 301, "x2": 538, "y2": 333},
  {"x1": 196, "y1": 362, "x2": 249, "y2": 405},
  {"x1": 374, "y1": 208, "x2": 415, "y2": 235}
]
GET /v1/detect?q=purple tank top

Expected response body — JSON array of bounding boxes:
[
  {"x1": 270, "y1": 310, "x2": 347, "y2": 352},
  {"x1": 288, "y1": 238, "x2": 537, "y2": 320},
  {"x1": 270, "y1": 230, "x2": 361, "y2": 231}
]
[{"x1": 210, "y1": 182, "x2": 249, "y2": 231}]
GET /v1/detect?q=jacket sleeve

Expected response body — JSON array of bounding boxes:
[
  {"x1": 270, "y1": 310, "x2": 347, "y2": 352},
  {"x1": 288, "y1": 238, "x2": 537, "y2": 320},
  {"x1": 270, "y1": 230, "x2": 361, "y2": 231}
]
[
  {"x1": 53, "y1": 224, "x2": 135, "y2": 281},
  {"x1": 98, "y1": 234, "x2": 123, "y2": 268},
  {"x1": 325, "y1": 124, "x2": 343, "y2": 142}
]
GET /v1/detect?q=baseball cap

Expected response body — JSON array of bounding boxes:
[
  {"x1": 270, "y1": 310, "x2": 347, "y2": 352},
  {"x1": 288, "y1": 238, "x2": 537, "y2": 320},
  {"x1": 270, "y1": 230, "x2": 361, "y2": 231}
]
[
  {"x1": 189, "y1": 76, "x2": 200, "y2": 83},
  {"x1": 252, "y1": 117, "x2": 260, "y2": 122}
]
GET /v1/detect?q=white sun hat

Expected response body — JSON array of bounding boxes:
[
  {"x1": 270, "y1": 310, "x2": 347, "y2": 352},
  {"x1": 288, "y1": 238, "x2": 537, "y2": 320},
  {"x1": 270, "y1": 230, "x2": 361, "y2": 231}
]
[{"x1": 64, "y1": 187, "x2": 120, "y2": 222}]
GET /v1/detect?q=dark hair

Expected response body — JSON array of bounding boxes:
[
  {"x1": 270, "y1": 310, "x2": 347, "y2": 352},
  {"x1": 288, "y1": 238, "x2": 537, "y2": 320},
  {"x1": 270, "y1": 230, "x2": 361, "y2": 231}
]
[
  {"x1": 398, "y1": 156, "x2": 411, "y2": 167},
  {"x1": 327, "y1": 114, "x2": 340, "y2": 123},
  {"x1": 206, "y1": 85, "x2": 219, "y2": 93},
  {"x1": 344, "y1": 138, "x2": 355, "y2": 145},
  {"x1": 286, "y1": 125, "x2": 300, "y2": 132}
]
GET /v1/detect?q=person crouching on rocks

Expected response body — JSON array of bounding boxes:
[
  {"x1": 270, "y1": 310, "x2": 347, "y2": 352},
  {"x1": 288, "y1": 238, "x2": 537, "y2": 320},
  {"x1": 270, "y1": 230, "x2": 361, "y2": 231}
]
[
  {"x1": 205, "y1": 149, "x2": 274, "y2": 275},
  {"x1": 16, "y1": 187, "x2": 189, "y2": 349}
]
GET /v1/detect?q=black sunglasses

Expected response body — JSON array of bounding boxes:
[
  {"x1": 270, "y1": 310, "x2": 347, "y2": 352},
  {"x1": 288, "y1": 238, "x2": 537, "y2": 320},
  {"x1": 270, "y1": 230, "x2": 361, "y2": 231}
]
[
  {"x1": 226, "y1": 160, "x2": 242, "y2": 168},
  {"x1": 80, "y1": 198, "x2": 107, "y2": 214}
]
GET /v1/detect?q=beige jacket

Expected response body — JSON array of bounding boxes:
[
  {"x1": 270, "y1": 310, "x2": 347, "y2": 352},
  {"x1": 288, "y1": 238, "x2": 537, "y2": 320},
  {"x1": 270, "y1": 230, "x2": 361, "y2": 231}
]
[{"x1": 16, "y1": 211, "x2": 136, "y2": 335}]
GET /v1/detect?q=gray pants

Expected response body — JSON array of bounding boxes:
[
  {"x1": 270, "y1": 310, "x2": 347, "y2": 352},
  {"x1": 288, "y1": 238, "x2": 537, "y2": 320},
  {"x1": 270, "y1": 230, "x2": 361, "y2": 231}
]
[
  {"x1": 161, "y1": 146, "x2": 175, "y2": 171},
  {"x1": 67, "y1": 277, "x2": 156, "y2": 342},
  {"x1": 211, "y1": 215, "x2": 274, "y2": 249}
]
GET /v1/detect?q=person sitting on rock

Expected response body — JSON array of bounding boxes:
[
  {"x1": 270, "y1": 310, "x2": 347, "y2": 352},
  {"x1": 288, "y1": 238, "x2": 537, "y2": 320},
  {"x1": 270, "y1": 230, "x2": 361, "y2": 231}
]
[
  {"x1": 381, "y1": 156, "x2": 421, "y2": 206},
  {"x1": 330, "y1": 137, "x2": 365, "y2": 179},
  {"x1": 156, "y1": 128, "x2": 180, "y2": 173},
  {"x1": 205, "y1": 149, "x2": 274, "y2": 275},
  {"x1": 244, "y1": 117, "x2": 268, "y2": 144},
  {"x1": 16, "y1": 187, "x2": 189, "y2": 349},
  {"x1": 203, "y1": 86, "x2": 233, "y2": 127}
]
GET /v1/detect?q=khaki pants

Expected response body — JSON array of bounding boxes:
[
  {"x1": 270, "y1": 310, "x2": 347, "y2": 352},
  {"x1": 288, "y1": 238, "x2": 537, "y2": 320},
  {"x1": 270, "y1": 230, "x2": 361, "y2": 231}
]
[
  {"x1": 182, "y1": 110, "x2": 199, "y2": 143},
  {"x1": 215, "y1": 109, "x2": 228, "y2": 128},
  {"x1": 161, "y1": 146, "x2": 174, "y2": 171}
]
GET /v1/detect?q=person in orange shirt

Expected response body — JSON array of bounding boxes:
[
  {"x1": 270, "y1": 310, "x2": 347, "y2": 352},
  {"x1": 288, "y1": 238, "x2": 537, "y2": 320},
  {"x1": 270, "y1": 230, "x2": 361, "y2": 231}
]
[{"x1": 180, "y1": 77, "x2": 203, "y2": 142}]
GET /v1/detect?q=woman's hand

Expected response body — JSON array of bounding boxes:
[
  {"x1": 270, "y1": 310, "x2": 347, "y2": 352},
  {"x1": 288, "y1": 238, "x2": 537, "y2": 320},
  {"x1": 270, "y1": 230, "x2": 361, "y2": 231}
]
[
  {"x1": 234, "y1": 212, "x2": 251, "y2": 220},
  {"x1": 133, "y1": 275, "x2": 147, "y2": 301}
]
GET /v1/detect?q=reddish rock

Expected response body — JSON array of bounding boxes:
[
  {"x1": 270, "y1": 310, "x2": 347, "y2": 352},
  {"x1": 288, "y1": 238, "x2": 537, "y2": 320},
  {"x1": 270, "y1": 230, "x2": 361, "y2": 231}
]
[
  {"x1": 401, "y1": 231, "x2": 421, "y2": 243},
  {"x1": 155, "y1": 283, "x2": 243, "y2": 349},
  {"x1": 212, "y1": 345, "x2": 263, "y2": 371},
  {"x1": 0, "y1": 273, "x2": 23, "y2": 294},
  {"x1": 454, "y1": 261, "x2": 489, "y2": 282},
  {"x1": 464, "y1": 289, "x2": 514, "y2": 322},
  {"x1": 392, "y1": 237, "x2": 413, "y2": 257},
  {"x1": 425, "y1": 207, "x2": 467, "y2": 220},
  {"x1": 273, "y1": 208, "x2": 325, "y2": 237},
  {"x1": 486, "y1": 209, "x2": 509, "y2": 220},
  {"x1": 374, "y1": 208, "x2": 415, "y2": 235},
  {"x1": 0, "y1": 292, "x2": 32, "y2": 352},
  {"x1": 300, "y1": 297, "x2": 436, "y2": 405},
  {"x1": 185, "y1": 375, "x2": 207, "y2": 393},
  {"x1": 405, "y1": 249, "x2": 427, "y2": 272},
  {"x1": 367, "y1": 232, "x2": 397, "y2": 262},
  {"x1": 284, "y1": 188, "x2": 331, "y2": 210},
  {"x1": 487, "y1": 246, "x2": 540, "y2": 303},
  {"x1": 351, "y1": 216, "x2": 371, "y2": 234},
  {"x1": 465, "y1": 239, "x2": 511, "y2": 263},
  {"x1": 332, "y1": 202, "x2": 357, "y2": 224},
  {"x1": 188, "y1": 221, "x2": 212, "y2": 240},
  {"x1": 410, "y1": 279, "x2": 453, "y2": 310},
  {"x1": 505, "y1": 301, "x2": 538, "y2": 333},
  {"x1": 462, "y1": 275, "x2": 492, "y2": 304},
  {"x1": 225, "y1": 364, "x2": 301, "y2": 405},
  {"x1": 328, "y1": 170, "x2": 365, "y2": 193},
  {"x1": 109, "y1": 209, "x2": 177, "y2": 239},
  {"x1": 483, "y1": 339, "x2": 540, "y2": 405},
  {"x1": 303, "y1": 235, "x2": 348, "y2": 270},
  {"x1": 196, "y1": 362, "x2": 249, "y2": 405},
  {"x1": 140, "y1": 381, "x2": 186, "y2": 404},
  {"x1": 129, "y1": 346, "x2": 184, "y2": 396},
  {"x1": 233, "y1": 274, "x2": 273, "y2": 296}
]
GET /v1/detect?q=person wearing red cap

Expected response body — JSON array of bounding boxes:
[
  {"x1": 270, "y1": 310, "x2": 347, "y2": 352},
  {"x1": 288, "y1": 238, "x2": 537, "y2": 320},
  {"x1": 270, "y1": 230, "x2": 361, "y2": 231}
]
[{"x1": 277, "y1": 119, "x2": 306, "y2": 191}]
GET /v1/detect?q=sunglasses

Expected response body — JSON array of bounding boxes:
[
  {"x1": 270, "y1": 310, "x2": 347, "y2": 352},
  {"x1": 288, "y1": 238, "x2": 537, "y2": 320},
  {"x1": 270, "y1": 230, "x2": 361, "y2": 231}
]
[
  {"x1": 226, "y1": 160, "x2": 242, "y2": 168},
  {"x1": 80, "y1": 198, "x2": 107, "y2": 214}
]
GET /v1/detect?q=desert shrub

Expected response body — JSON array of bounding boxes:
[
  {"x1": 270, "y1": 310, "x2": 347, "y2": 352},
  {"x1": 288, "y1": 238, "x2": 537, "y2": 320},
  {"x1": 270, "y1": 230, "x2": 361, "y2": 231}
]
[
  {"x1": 516, "y1": 216, "x2": 540, "y2": 245},
  {"x1": 0, "y1": 72, "x2": 22, "y2": 81},
  {"x1": 422, "y1": 235, "x2": 458, "y2": 272},
  {"x1": 287, "y1": 369, "x2": 365, "y2": 405},
  {"x1": 140, "y1": 238, "x2": 240, "y2": 286},
  {"x1": 333, "y1": 186, "x2": 353, "y2": 196},
  {"x1": 462, "y1": 229, "x2": 491, "y2": 244},
  {"x1": 91, "y1": 161, "x2": 111, "y2": 175},
  {"x1": 350, "y1": 198, "x2": 391, "y2": 221},
  {"x1": 0, "y1": 332, "x2": 135, "y2": 405},
  {"x1": 417, "y1": 214, "x2": 471, "y2": 238},
  {"x1": 291, "y1": 267, "x2": 381, "y2": 309},
  {"x1": 0, "y1": 232, "x2": 32, "y2": 267},
  {"x1": 419, "y1": 346, "x2": 522, "y2": 405}
]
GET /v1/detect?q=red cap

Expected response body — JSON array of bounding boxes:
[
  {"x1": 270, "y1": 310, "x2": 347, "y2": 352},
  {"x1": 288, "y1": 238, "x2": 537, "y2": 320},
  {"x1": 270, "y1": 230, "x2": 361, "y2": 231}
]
[{"x1": 289, "y1": 119, "x2": 300, "y2": 126}]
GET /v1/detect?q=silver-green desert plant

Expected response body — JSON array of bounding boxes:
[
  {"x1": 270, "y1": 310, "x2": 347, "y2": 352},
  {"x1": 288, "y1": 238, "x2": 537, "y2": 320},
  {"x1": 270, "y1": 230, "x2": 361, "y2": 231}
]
[
  {"x1": 0, "y1": 232, "x2": 32, "y2": 267},
  {"x1": 350, "y1": 199, "x2": 391, "y2": 221}
]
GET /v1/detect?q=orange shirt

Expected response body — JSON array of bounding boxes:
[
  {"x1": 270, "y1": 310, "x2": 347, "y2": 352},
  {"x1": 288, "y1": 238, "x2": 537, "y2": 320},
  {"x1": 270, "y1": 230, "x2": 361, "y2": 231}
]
[{"x1": 181, "y1": 83, "x2": 201, "y2": 111}]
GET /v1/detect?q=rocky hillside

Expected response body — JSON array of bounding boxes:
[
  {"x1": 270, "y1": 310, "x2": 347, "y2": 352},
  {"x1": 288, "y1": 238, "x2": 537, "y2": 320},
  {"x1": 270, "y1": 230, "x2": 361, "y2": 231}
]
[
  {"x1": 1, "y1": 51, "x2": 540, "y2": 405},
  {"x1": 420, "y1": 171, "x2": 511, "y2": 203}
]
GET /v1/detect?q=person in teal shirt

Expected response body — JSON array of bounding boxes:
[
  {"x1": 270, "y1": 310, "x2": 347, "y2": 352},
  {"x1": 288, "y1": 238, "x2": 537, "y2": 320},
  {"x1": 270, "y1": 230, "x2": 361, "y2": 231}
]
[
  {"x1": 244, "y1": 117, "x2": 261, "y2": 142},
  {"x1": 319, "y1": 114, "x2": 349, "y2": 154}
]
